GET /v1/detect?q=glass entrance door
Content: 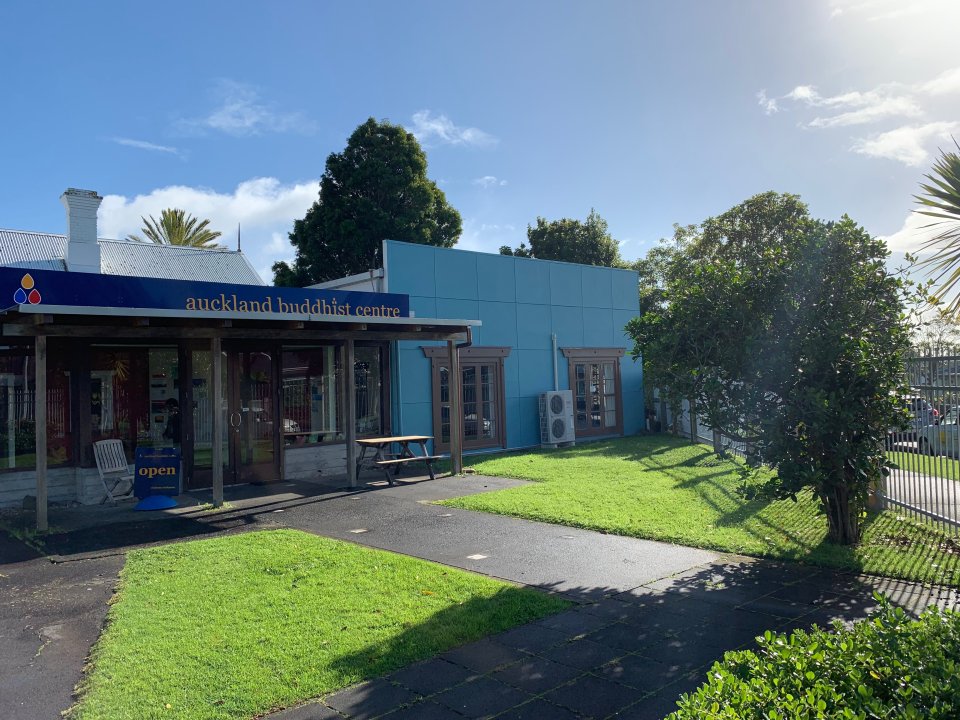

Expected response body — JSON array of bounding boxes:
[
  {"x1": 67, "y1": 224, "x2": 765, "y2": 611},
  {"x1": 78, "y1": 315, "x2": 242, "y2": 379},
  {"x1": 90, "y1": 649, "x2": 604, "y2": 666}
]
[{"x1": 228, "y1": 348, "x2": 278, "y2": 484}]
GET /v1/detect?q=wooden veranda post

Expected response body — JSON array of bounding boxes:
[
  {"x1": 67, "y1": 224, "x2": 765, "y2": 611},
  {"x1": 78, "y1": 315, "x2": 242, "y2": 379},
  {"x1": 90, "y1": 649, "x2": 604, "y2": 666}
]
[
  {"x1": 448, "y1": 340, "x2": 463, "y2": 475},
  {"x1": 345, "y1": 339, "x2": 357, "y2": 488},
  {"x1": 35, "y1": 335, "x2": 47, "y2": 532},
  {"x1": 211, "y1": 336, "x2": 224, "y2": 507}
]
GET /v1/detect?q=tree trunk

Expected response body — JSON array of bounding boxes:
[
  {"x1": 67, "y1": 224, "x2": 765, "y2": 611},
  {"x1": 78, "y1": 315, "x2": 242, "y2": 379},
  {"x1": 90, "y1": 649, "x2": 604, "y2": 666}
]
[
  {"x1": 821, "y1": 485, "x2": 861, "y2": 545},
  {"x1": 712, "y1": 429, "x2": 723, "y2": 455}
]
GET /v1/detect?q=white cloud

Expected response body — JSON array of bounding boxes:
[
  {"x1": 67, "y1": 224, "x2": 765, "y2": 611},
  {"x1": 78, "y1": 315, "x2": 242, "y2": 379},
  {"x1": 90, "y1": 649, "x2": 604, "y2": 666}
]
[
  {"x1": 178, "y1": 80, "x2": 315, "y2": 137},
  {"x1": 829, "y1": 0, "x2": 950, "y2": 23},
  {"x1": 456, "y1": 220, "x2": 519, "y2": 253},
  {"x1": 408, "y1": 110, "x2": 497, "y2": 147},
  {"x1": 98, "y1": 177, "x2": 319, "y2": 282},
  {"x1": 785, "y1": 85, "x2": 819, "y2": 102},
  {"x1": 809, "y1": 95, "x2": 923, "y2": 128},
  {"x1": 112, "y1": 137, "x2": 182, "y2": 156},
  {"x1": 879, "y1": 211, "x2": 947, "y2": 254},
  {"x1": 778, "y1": 82, "x2": 923, "y2": 128},
  {"x1": 473, "y1": 175, "x2": 508, "y2": 189},
  {"x1": 756, "y1": 90, "x2": 778, "y2": 115},
  {"x1": 852, "y1": 121, "x2": 960, "y2": 166},
  {"x1": 920, "y1": 67, "x2": 960, "y2": 97},
  {"x1": 762, "y1": 66, "x2": 960, "y2": 165}
]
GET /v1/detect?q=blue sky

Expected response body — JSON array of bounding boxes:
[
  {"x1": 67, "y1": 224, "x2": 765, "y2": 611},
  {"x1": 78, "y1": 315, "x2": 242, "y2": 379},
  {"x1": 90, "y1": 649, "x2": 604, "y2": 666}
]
[{"x1": 1, "y1": 0, "x2": 957, "y2": 282}]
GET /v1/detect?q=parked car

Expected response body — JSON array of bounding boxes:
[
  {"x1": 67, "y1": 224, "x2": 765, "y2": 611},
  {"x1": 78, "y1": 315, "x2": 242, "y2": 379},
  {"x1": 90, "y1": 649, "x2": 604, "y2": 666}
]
[
  {"x1": 919, "y1": 409, "x2": 960, "y2": 457},
  {"x1": 888, "y1": 395, "x2": 937, "y2": 446}
]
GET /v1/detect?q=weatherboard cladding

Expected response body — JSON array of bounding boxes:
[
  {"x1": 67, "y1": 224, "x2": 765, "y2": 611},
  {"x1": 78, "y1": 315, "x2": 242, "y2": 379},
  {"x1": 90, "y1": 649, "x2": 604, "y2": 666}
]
[{"x1": 0, "y1": 230, "x2": 264, "y2": 285}]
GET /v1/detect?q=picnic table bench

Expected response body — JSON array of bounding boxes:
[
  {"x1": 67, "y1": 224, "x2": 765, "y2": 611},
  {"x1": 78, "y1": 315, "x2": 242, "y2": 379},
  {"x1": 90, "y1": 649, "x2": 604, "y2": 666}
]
[{"x1": 356, "y1": 435, "x2": 440, "y2": 485}]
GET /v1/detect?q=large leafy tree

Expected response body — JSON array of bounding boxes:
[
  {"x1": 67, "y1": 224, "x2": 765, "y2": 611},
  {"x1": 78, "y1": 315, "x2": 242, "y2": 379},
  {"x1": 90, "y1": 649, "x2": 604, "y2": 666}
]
[
  {"x1": 628, "y1": 192, "x2": 910, "y2": 545},
  {"x1": 273, "y1": 118, "x2": 461, "y2": 286},
  {"x1": 500, "y1": 209, "x2": 624, "y2": 267},
  {"x1": 126, "y1": 209, "x2": 222, "y2": 248},
  {"x1": 915, "y1": 138, "x2": 960, "y2": 314}
]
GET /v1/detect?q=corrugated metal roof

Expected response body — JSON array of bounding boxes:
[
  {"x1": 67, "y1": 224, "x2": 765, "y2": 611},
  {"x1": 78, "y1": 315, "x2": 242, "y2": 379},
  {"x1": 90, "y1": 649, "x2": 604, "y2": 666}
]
[
  {"x1": 0, "y1": 229, "x2": 264, "y2": 285},
  {"x1": 0, "y1": 230, "x2": 67, "y2": 271}
]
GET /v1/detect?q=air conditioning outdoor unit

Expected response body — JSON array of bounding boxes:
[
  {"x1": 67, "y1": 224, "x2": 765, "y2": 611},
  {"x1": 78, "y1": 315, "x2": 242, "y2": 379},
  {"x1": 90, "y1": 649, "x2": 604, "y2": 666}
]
[{"x1": 539, "y1": 390, "x2": 576, "y2": 447}]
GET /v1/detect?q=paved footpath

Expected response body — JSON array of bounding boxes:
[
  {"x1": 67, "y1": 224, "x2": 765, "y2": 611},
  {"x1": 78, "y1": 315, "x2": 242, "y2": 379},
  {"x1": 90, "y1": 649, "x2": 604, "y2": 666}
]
[{"x1": 2, "y1": 475, "x2": 958, "y2": 720}]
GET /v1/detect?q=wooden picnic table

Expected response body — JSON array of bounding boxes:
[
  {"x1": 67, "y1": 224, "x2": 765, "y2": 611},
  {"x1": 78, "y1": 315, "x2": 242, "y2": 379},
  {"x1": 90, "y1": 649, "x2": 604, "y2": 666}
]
[{"x1": 355, "y1": 435, "x2": 440, "y2": 485}]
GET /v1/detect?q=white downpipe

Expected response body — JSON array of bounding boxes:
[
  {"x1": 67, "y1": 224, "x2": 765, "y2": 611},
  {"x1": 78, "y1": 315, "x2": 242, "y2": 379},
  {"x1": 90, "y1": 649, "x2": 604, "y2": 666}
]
[{"x1": 551, "y1": 333, "x2": 559, "y2": 391}]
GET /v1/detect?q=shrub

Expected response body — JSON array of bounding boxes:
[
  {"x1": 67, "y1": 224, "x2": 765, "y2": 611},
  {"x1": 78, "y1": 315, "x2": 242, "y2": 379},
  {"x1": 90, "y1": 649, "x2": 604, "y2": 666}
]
[{"x1": 669, "y1": 598, "x2": 960, "y2": 719}]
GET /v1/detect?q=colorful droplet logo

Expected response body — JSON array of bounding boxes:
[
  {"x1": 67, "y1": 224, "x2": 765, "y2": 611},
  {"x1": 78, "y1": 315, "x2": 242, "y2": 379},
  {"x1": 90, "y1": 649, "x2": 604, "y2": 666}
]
[{"x1": 13, "y1": 274, "x2": 41, "y2": 305}]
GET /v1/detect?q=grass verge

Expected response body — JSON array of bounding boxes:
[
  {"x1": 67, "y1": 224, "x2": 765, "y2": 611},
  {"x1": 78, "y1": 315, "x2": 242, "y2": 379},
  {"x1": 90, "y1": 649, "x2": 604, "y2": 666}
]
[
  {"x1": 443, "y1": 435, "x2": 960, "y2": 587},
  {"x1": 69, "y1": 529, "x2": 568, "y2": 720},
  {"x1": 887, "y1": 449, "x2": 960, "y2": 480}
]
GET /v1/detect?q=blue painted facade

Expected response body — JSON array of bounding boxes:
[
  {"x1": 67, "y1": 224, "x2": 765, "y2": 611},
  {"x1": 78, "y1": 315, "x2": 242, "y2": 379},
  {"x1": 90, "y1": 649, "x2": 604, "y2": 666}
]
[{"x1": 383, "y1": 240, "x2": 643, "y2": 451}]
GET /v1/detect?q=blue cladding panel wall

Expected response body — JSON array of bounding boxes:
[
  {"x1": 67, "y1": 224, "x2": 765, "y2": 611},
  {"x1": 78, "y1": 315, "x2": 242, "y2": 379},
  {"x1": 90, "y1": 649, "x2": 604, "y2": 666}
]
[
  {"x1": 583, "y1": 307, "x2": 614, "y2": 347},
  {"x1": 436, "y1": 250, "x2": 478, "y2": 300},
  {"x1": 581, "y1": 266, "x2": 613, "y2": 308},
  {"x1": 477, "y1": 253, "x2": 517, "y2": 303},
  {"x1": 384, "y1": 240, "x2": 642, "y2": 449},
  {"x1": 516, "y1": 260, "x2": 551, "y2": 305},
  {"x1": 550, "y1": 263, "x2": 583, "y2": 307},
  {"x1": 386, "y1": 243, "x2": 437, "y2": 296},
  {"x1": 516, "y1": 303, "x2": 552, "y2": 350},
  {"x1": 612, "y1": 270, "x2": 638, "y2": 310},
  {"x1": 551, "y1": 306, "x2": 584, "y2": 347},
  {"x1": 479, "y1": 301, "x2": 518, "y2": 347}
]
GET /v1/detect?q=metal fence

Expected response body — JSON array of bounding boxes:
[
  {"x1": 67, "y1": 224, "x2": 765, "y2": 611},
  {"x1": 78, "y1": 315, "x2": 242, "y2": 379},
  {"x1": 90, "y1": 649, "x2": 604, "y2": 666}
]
[
  {"x1": 885, "y1": 354, "x2": 960, "y2": 533},
  {"x1": 657, "y1": 359, "x2": 960, "y2": 535}
]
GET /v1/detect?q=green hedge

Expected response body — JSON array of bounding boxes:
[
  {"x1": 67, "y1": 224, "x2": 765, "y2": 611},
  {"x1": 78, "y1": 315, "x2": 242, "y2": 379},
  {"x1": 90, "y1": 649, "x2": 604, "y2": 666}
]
[{"x1": 669, "y1": 599, "x2": 960, "y2": 720}]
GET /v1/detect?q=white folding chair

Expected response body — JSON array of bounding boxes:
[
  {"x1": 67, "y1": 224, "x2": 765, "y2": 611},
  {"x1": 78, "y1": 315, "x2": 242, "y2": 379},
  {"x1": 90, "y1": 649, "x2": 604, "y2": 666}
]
[{"x1": 93, "y1": 439, "x2": 135, "y2": 504}]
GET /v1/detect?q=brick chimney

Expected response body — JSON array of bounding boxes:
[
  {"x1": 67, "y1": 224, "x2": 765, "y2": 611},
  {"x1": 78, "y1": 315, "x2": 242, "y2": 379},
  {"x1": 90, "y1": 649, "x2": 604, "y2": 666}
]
[{"x1": 60, "y1": 188, "x2": 103, "y2": 273}]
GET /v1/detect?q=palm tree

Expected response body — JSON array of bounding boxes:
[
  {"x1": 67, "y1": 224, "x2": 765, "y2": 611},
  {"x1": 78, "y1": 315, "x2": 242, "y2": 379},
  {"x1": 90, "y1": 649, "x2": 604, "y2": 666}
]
[
  {"x1": 916, "y1": 138, "x2": 960, "y2": 314},
  {"x1": 126, "y1": 209, "x2": 223, "y2": 249}
]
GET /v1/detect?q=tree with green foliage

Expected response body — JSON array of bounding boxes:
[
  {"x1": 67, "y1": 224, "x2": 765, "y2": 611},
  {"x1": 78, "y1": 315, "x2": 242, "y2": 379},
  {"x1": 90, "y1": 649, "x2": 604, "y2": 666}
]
[
  {"x1": 273, "y1": 118, "x2": 462, "y2": 286},
  {"x1": 628, "y1": 192, "x2": 911, "y2": 545},
  {"x1": 499, "y1": 209, "x2": 624, "y2": 267},
  {"x1": 126, "y1": 209, "x2": 222, "y2": 248},
  {"x1": 914, "y1": 138, "x2": 960, "y2": 314}
]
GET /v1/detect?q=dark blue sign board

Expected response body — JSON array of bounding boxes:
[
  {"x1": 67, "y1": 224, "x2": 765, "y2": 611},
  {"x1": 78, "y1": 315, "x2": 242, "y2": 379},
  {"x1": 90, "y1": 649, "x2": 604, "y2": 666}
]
[
  {"x1": 0, "y1": 266, "x2": 410, "y2": 319},
  {"x1": 134, "y1": 446, "x2": 182, "y2": 498}
]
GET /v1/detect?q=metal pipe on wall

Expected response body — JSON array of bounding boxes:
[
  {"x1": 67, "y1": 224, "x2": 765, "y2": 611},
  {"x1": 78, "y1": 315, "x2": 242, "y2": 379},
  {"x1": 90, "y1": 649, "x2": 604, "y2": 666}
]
[{"x1": 552, "y1": 333, "x2": 558, "y2": 391}]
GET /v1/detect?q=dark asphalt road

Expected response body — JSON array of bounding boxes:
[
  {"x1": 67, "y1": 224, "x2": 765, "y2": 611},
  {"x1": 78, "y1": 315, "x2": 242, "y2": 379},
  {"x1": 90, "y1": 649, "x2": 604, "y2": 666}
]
[{"x1": 0, "y1": 534, "x2": 122, "y2": 720}]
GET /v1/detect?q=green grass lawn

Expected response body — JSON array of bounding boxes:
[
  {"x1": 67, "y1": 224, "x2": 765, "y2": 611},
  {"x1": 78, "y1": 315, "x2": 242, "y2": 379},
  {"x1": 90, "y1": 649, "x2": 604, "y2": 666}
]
[
  {"x1": 442, "y1": 435, "x2": 960, "y2": 587},
  {"x1": 888, "y1": 448, "x2": 960, "y2": 479},
  {"x1": 69, "y1": 529, "x2": 568, "y2": 720}
]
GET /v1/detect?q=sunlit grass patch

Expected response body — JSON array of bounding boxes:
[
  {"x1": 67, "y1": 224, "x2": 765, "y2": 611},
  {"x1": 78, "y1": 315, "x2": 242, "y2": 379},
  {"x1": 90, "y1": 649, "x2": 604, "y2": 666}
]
[
  {"x1": 444, "y1": 435, "x2": 960, "y2": 587},
  {"x1": 70, "y1": 529, "x2": 568, "y2": 720}
]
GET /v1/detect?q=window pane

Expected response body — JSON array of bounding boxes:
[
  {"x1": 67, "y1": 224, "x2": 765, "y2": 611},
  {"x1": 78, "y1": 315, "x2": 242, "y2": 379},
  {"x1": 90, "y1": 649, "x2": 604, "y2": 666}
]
[
  {"x1": 354, "y1": 346, "x2": 382, "y2": 436},
  {"x1": 0, "y1": 348, "x2": 36, "y2": 468},
  {"x1": 605, "y1": 410, "x2": 617, "y2": 427},
  {"x1": 281, "y1": 347, "x2": 342, "y2": 445},
  {"x1": 482, "y1": 401, "x2": 495, "y2": 439},
  {"x1": 92, "y1": 347, "x2": 177, "y2": 462},
  {"x1": 439, "y1": 366, "x2": 449, "y2": 403}
]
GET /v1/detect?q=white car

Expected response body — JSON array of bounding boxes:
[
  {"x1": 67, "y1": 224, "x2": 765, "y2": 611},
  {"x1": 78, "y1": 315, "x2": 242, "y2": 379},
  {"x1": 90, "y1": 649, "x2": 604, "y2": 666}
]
[{"x1": 919, "y1": 410, "x2": 960, "y2": 457}]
